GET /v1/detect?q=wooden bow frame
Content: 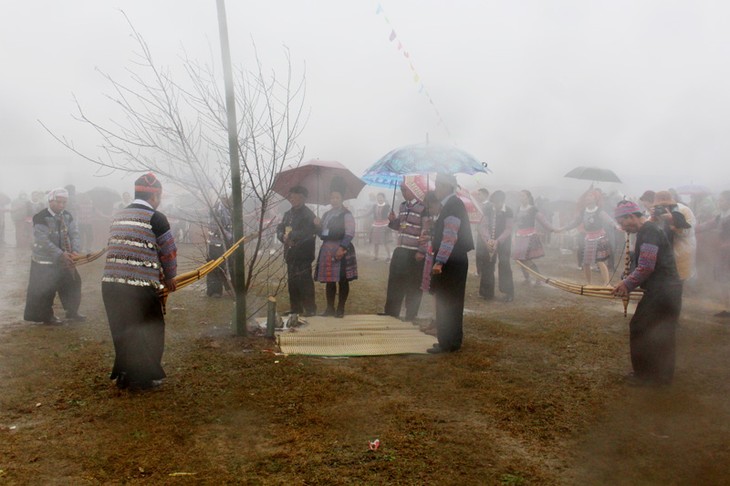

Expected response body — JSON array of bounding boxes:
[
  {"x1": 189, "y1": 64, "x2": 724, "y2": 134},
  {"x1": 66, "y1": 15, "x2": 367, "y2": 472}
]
[{"x1": 515, "y1": 260, "x2": 642, "y2": 316}]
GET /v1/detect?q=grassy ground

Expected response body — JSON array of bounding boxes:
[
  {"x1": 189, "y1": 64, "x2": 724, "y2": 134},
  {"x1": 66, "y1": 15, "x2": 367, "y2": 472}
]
[{"x1": 1, "y1": 243, "x2": 730, "y2": 484}]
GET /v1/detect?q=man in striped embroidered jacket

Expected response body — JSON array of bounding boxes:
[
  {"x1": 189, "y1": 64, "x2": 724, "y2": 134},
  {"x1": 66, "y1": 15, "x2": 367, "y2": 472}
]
[
  {"x1": 381, "y1": 183, "x2": 428, "y2": 321},
  {"x1": 101, "y1": 173, "x2": 177, "y2": 391}
]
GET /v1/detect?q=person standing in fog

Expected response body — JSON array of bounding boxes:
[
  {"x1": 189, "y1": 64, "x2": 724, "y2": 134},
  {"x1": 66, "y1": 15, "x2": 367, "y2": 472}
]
[
  {"x1": 276, "y1": 185, "x2": 318, "y2": 317},
  {"x1": 102, "y1": 173, "x2": 177, "y2": 391},
  {"x1": 370, "y1": 192, "x2": 391, "y2": 261},
  {"x1": 613, "y1": 200, "x2": 682, "y2": 386},
  {"x1": 381, "y1": 183, "x2": 428, "y2": 321},
  {"x1": 427, "y1": 173, "x2": 474, "y2": 354},
  {"x1": 23, "y1": 188, "x2": 85, "y2": 325},
  {"x1": 479, "y1": 190, "x2": 514, "y2": 302},
  {"x1": 512, "y1": 190, "x2": 555, "y2": 284},
  {"x1": 314, "y1": 177, "x2": 358, "y2": 318}
]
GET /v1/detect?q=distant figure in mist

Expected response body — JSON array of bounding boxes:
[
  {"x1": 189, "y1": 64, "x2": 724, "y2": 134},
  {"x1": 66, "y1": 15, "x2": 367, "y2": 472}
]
[
  {"x1": 558, "y1": 189, "x2": 616, "y2": 286},
  {"x1": 478, "y1": 190, "x2": 514, "y2": 302},
  {"x1": 370, "y1": 192, "x2": 391, "y2": 261},
  {"x1": 427, "y1": 173, "x2": 474, "y2": 354},
  {"x1": 613, "y1": 200, "x2": 682, "y2": 386},
  {"x1": 697, "y1": 190, "x2": 730, "y2": 319},
  {"x1": 206, "y1": 195, "x2": 233, "y2": 298},
  {"x1": 101, "y1": 173, "x2": 178, "y2": 391},
  {"x1": 511, "y1": 190, "x2": 556, "y2": 285},
  {"x1": 10, "y1": 192, "x2": 33, "y2": 248},
  {"x1": 23, "y1": 188, "x2": 85, "y2": 325}
]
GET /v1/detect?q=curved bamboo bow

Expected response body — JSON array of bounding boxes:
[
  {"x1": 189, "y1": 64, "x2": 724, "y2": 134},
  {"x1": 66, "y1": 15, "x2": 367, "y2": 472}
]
[
  {"x1": 161, "y1": 233, "x2": 254, "y2": 297},
  {"x1": 71, "y1": 248, "x2": 108, "y2": 266},
  {"x1": 515, "y1": 260, "x2": 642, "y2": 316}
]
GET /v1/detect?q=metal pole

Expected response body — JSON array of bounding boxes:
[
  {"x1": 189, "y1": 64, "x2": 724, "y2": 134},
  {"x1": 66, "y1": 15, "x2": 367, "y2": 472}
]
[{"x1": 216, "y1": 0, "x2": 246, "y2": 336}]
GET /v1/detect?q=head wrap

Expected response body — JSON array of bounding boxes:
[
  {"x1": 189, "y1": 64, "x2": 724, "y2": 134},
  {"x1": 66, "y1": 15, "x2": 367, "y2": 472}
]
[
  {"x1": 47, "y1": 187, "x2": 69, "y2": 202},
  {"x1": 289, "y1": 185, "x2": 309, "y2": 198},
  {"x1": 435, "y1": 173, "x2": 457, "y2": 189},
  {"x1": 614, "y1": 200, "x2": 642, "y2": 219},
  {"x1": 135, "y1": 172, "x2": 162, "y2": 194},
  {"x1": 653, "y1": 190, "x2": 676, "y2": 206}
]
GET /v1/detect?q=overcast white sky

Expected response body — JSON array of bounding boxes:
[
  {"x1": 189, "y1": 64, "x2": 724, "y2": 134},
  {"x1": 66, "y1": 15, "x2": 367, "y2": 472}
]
[{"x1": 2, "y1": 0, "x2": 729, "y2": 200}]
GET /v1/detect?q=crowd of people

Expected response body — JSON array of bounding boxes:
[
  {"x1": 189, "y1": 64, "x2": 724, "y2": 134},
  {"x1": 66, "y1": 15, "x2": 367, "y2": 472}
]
[{"x1": 8, "y1": 172, "x2": 730, "y2": 391}]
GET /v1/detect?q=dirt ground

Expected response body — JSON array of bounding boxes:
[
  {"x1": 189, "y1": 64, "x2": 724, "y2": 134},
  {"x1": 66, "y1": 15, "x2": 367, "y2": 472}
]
[{"x1": 2, "y1": 241, "x2": 730, "y2": 485}]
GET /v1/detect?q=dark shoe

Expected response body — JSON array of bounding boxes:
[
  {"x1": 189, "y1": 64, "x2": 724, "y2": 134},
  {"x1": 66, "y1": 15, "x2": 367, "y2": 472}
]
[
  {"x1": 320, "y1": 308, "x2": 336, "y2": 317},
  {"x1": 427, "y1": 344, "x2": 445, "y2": 354},
  {"x1": 302, "y1": 311, "x2": 315, "y2": 318},
  {"x1": 66, "y1": 313, "x2": 86, "y2": 322},
  {"x1": 114, "y1": 372, "x2": 129, "y2": 390},
  {"x1": 335, "y1": 309, "x2": 345, "y2": 318},
  {"x1": 42, "y1": 316, "x2": 64, "y2": 326},
  {"x1": 377, "y1": 312, "x2": 389, "y2": 316},
  {"x1": 501, "y1": 294, "x2": 514, "y2": 303},
  {"x1": 714, "y1": 310, "x2": 730, "y2": 318}
]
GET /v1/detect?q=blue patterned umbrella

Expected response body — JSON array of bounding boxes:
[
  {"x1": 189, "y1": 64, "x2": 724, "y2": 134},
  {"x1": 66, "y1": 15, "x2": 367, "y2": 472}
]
[{"x1": 362, "y1": 143, "x2": 488, "y2": 188}]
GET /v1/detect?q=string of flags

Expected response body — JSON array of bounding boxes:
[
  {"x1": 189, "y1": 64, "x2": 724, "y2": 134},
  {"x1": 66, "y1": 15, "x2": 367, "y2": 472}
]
[{"x1": 376, "y1": 3, "x2": 452, "y2": 138}]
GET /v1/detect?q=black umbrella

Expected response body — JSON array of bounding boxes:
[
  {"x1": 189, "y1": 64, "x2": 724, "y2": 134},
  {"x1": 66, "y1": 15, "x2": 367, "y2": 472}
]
[{"x1": 564, "y1": 166, "x2": 621, "y2": 183}]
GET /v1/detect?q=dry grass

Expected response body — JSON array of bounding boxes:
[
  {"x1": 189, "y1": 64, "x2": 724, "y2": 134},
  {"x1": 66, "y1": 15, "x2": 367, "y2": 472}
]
[{"x1": 1, "y1": 244, "x2": 730, "y2": 484}]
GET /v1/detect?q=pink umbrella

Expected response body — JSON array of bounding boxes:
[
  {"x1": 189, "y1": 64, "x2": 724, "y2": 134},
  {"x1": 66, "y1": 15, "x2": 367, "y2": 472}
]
[
  {"x1": 272, "y1": 159, "x2": 365, "y2": 206},
  {"x1": 403, "y1": 173, "x2": 482, "y2": 223}
]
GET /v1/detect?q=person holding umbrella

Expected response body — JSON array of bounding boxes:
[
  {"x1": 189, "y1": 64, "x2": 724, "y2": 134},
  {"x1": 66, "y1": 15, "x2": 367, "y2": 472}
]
[
  {"x1": 427, "y1": 173, "x2": 474, "y2": 354},
  {"x1": 314, "y1": 177, "x2": 358, "y2": 318}
]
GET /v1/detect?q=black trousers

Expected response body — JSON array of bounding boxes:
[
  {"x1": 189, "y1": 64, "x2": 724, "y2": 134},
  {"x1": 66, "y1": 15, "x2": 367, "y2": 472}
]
[
  {"x1": 383, "y1": 247, "x2": 425, "y2": 320},
  {"x1": 478, "y1": 243, "x2": 514, "y2": 299},
  {"x1": 287, "y1": 260, "x2": 316, "y2": 314},
  {"x1": 24, "y1": 261, "x2": 81, "y2": 322},
  {"x1": 102, "y1": 282, "x2": 166, "y2": 386},
  {"x1": 629, "y1": 283, "x2": 683, "y2": 384},
  {"x1": 206, "y1": 243, "x2": 231, "y2": 296},
  {"x1": 432, "y1": 256, "x2": 469, "y2": 352}
]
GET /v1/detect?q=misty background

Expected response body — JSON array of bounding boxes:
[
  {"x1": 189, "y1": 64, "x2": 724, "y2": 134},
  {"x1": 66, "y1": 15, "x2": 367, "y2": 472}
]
[{"x1": 2, "y1": 0, "x2": 729, "y2": 199}]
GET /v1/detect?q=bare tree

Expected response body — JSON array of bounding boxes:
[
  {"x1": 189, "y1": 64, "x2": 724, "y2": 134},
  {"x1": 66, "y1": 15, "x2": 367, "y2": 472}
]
[{"x1": 41, "y1": 14, "x2": 307, "y2": 317}]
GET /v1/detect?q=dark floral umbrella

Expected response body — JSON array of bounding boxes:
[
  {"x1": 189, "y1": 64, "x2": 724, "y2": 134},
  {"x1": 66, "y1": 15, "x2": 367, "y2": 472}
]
[
  {"x1": 272, "y1": 159, "x2": 365, "y2": 206},
  {"x1": 362, "y1": 143, "x2": 488, "y2": 188},
  {"x1": 564, "y1": 166, "x2": 622, "y2": 184}
]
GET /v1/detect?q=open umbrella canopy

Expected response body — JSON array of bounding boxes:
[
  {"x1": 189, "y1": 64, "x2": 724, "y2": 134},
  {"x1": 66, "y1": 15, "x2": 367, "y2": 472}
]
[
  {"x1": 564, "y1": 166, "x2": 622, "y2": 183},
  {"x1": 362, "y1": 143, "x2": 487, "y2": 188},
  {"x1": 403, "y1": 173, "x2": 482, "y2": 223},
  {"x1": 272, "y1": 159, "x2": 365, "y2": 205}
]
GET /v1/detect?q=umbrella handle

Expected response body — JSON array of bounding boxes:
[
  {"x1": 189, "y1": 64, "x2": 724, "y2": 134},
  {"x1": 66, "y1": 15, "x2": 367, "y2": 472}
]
[{"x1": 391, "y1": 181, "x2": 397, "y2": 210}]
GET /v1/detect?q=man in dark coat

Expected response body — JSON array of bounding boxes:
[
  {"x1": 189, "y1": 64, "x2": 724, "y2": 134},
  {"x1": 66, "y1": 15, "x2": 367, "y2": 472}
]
[
  {"x1": 613, "y1": 200, "x2": 682, "y2": 386},
  {"x1": 428, "y1": 174, "x2": 475, "y2": 354},
  {"x1": 24, "y1": 187, "x2": 85, "y2": 324},
  {"x1": 276, "y1": 185, "x2": 317, "y2": 316}
]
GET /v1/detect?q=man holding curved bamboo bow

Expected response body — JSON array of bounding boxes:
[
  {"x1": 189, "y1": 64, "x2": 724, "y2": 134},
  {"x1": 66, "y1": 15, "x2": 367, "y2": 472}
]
[
  {"x1": 613, "y1": 200, "x2": 682, "y2": 386},
  {"x1": 24, "y1": 187, "x2": 84, "y2": 325},
  {"x1": 102, "y1": 173, "x2": 177, "y2": 391}
]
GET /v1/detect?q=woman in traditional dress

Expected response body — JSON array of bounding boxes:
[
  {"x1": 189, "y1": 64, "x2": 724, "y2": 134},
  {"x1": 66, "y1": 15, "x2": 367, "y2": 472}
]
[
  {"x1": 512, "y1": 190, "x2": 555, "y2": 284},
  {"x1": 370, "y1": 192, "x2": 391, "y2": 260},
  {"x1": 559, "y1": 189, "x2": 616, "y2": 285},
  {"x1": 314, "y1": 179, "x2": 358, "y2": 318}
]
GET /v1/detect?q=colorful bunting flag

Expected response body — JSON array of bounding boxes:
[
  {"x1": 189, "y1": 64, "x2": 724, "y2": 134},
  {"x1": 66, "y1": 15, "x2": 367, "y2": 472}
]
[{"x1": 375, "y1": 3, "x2": 451, "y2": 138}]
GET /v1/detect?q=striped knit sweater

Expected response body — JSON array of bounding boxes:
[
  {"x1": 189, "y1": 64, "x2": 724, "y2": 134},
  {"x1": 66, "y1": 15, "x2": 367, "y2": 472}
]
[{"x1": 102, "y1": 204, "x2": 177, "y2": 290}]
